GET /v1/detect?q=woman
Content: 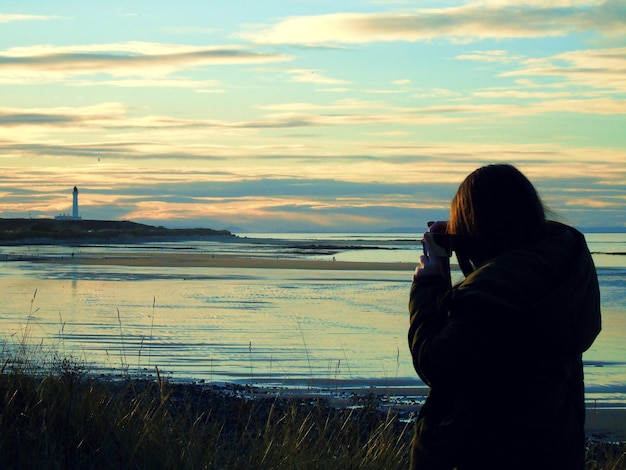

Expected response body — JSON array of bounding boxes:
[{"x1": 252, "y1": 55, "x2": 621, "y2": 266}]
[{"x1": 408, "y1": 164, "x2": 601, "y2": 469}]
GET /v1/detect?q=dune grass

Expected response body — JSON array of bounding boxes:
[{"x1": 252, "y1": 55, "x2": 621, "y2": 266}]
[
  {"x1": 2, "y1": 355, "x2": 625, "y2": 469},
  {"x1": 0, "y1": 303, "x2": 624, "y2": 470},
  {"x1": 0, "y1": 343, "x2": 414, "y2": 469},
  {"x1": 1, "y1": 291, "x2": 415, "y2": 468}
]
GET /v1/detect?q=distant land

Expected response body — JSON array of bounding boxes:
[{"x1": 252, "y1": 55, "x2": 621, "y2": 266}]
[
  {"x1": 0, "y1": 218, "x2": 234, "y2": 245},
  {"x1": 383, "y1": 226, "x2": 626, "y2": 234},
  {"x1": 577, "y1": 226, "x2": 626, "y2": 233}
]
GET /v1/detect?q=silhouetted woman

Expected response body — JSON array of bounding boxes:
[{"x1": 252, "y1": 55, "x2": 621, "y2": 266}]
[{"x1": 409, "y1": 164, "x2": 601, "y2": 469}]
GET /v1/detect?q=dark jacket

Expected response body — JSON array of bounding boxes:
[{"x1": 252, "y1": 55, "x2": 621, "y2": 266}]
[{"x1": 408, "y1": 222, "x2": 601, "y2": 470}]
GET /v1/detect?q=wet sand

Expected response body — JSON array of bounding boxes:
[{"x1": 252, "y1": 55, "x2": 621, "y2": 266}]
[
  {"x1": 29, "y1": 252, "x2": 416, "y2": 271},
  {"x1": 257, "y1": 385, "x2": 626, "y2": 441},
  {"x1": 585, "y1": 407, "x2": 626, "y2": 441}
]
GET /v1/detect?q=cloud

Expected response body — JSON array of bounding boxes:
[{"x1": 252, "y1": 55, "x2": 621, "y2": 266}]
[
  {"x1": 1, "y1": 141, "x2": 624, "y2": 230},
  {"x1": 0, "y1": 13, "x2": 60, "y2": 23},
  {"x1": 0, "y1": 42, "x2": 292, "y2": 82},
  {"x1": 565, "y1": 197, "x2": 624, "y2": 209},
  {"x1": 258, "y1": 99, "x2": 384, "y2": 112},
  {"x1": 412, "y1": 88, "x2": 462, "y2": 98},
  {"x1": 0, "y1": 101, "x2": 470, "y2": 137},
  {"x1": 502, "y1": 46, "x2": 626, "y2": 92},
  {"x1": 0, "y1": 163, "x2": 457, "y2": 227},
  {"x1": 0, "y1": 103, "x2": 126, "y2": 128},
  {"x1": 286, "y1": 68, "x2": 351, "y2": 85},
  {"x1": 473, "y1": 89, "x2": 574, "y2": 98},
  {"x1": 456, "y1": 49, "x2": 525, "y2": 63},
  {"x1": 72, "y1": 78, "x2": 221, "y2": 89},
  {"x1": 0, "y1": 112, "x2": 79, "y2": 126},
  {"x1": 240, "y1": 1, "x2": 625, "y2": 45},
  {"x1": 2, "y1": 91, "x2": 624, "y2": 160},
  {"x1": 456, "y1": 46, "x2": 626, "y2": 96}
]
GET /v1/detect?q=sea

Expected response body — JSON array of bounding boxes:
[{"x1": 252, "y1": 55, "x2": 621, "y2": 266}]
[{"x1": 0, "y1": 232, "x2": 624, "y2": 407}]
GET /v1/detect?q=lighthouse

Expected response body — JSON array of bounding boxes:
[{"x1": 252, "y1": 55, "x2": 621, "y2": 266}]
[
  {"x1": 72, "y1": 186, "x2": 79, "y2": 219},
  {"x1": 55, "y1": 187, "x2": 82, "y2": 220}
]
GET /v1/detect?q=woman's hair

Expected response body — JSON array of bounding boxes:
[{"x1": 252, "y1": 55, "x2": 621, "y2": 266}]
[{"x1": 448, "y1": 164, "x2": 547, "y2": 268}]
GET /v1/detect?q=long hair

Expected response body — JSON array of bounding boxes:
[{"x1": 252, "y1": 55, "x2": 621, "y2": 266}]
[{"x1": 448, "y1": 164, "x2": 547, "y2": 271}]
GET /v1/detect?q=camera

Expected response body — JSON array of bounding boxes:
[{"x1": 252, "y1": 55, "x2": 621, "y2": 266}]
[
  {"x1": 422, "y1": 232, "x2": 453, "y2": 258},
  {"x1": 421, "y1": 220, "x2": 455, "y2": 257},
  {"x1": 421, "y1": 221, "x2": 476, "y2": 276}
]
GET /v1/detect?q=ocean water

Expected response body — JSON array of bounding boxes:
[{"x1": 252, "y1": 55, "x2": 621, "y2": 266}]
[{"x1": 0, "y1": 232, "x2": 624, "y2": 406}]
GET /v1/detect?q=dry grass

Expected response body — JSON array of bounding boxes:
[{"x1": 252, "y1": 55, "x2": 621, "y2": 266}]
[
  {"x1": 1, "y1": 293, "x2": 414, "y2": 468},
  {"x1": 0, "y1": 364, "x2": 412, "y2": 469},
  {"x1": 1, "y1": 358, "x2": 625, "y2": 469},
  {"x1": 0, "y1": 306, "x2": 623, "y2": 470}
]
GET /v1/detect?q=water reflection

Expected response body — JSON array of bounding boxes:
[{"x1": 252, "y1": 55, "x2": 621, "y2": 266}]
[{"x1": 1, "y1": 234, "x2": 625, "y2": 404}]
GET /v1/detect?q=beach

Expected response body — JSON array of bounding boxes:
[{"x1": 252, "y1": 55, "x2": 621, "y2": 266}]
[
  {"x1": 3, "y1": 252, "x2": 626, "y2": 441},
  {"x1": 2, "y1": 232, "x2": 626, "y2": 444},
  {"x1": 26, "y1": 251, "x2": 415, "y2": 271}
]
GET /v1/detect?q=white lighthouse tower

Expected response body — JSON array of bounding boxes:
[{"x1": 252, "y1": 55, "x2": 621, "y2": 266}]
[
  {"x1": 55, "y1": 186, "x2": 82, "y2": 220},
  {"x1": 72, "y1": 186, "x2": 79, "y2": 219}
]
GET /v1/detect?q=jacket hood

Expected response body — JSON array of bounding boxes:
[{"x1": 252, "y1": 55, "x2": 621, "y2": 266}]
[{"x1": 452, "y1": 221, "x2": 601, "y2": 353}]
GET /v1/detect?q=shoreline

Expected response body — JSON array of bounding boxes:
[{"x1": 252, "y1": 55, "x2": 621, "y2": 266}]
[
  {"x1": 585, "y1": 407, "x2": 626, "y2": 441},
  {"x1": 116, "y1": 377, "x2": 626, "y2": 442},
  {"x1": 8, "y1": 252, "x2": 417, "y2": 271},
  {"x1": 190, "y1": 382, "x2": 626, "y2": 442},
  {"x1": 2, "y1": 241, "x2": 623, "y2": 442}
]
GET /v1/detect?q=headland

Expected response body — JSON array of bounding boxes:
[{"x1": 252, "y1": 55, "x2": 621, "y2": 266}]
[{"x1": 0, "y1": 218, "x2": 233, "y2": 245}]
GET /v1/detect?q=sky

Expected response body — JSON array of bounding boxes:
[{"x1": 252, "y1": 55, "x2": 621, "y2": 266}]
[{"x1": 1, "y1": 0, "x2": 625, "y2": 233}]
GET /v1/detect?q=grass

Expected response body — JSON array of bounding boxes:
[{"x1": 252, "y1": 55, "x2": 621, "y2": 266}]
[
  {"x1": 0, "y1": 297, "x2": 624, "y2": 469},
  {"x1": 0, "y1": 362, "x2": 412, "y2": 469},
  {"x1": 1, "y1": 355, "x2": 625, "y2": 469},
  {"x1": 1, "y1": 309, "x2": 413, "y2": 469}
]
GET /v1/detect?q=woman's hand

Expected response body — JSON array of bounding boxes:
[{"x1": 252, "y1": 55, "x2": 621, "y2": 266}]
[{"x1": 414, "y1": 221, "x2": 451, "y2": 280}]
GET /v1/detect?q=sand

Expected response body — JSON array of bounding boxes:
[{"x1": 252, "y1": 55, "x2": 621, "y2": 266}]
[{"x1": 29, "y1": 252, "x2": 416, "y2": 271}]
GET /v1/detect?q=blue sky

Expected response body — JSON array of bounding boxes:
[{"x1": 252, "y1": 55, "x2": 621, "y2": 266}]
[{"x1": 1, "y1": 1, "x2": 625, "y2": 232}]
